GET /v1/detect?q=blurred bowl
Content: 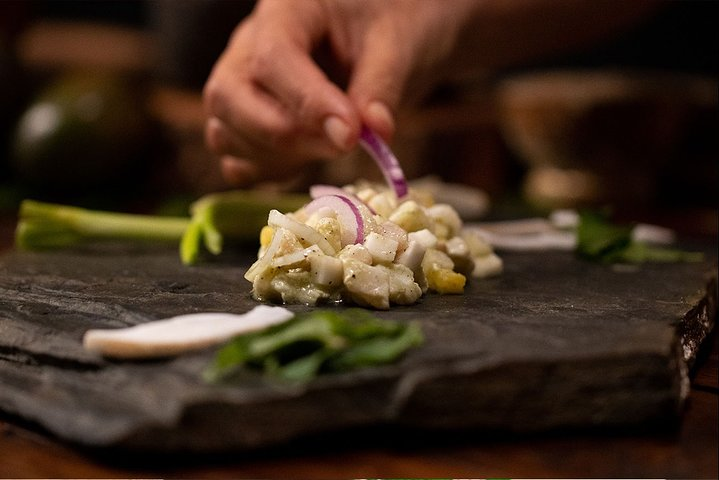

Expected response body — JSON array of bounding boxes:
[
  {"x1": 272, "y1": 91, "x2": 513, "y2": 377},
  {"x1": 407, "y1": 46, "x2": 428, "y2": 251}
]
[{"x1": 497, "y1": 70, "x2": 716, "y2": 208}]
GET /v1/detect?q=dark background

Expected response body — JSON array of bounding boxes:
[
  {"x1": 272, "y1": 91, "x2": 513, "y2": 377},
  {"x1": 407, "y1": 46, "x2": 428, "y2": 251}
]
[{"x1": 0, "y1": 0, "x2": 716, "y2": 228}]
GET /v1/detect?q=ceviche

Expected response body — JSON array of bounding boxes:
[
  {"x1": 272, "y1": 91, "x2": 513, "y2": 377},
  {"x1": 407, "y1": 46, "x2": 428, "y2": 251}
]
[{"x1": 244, "y1": 127, "x2": 502, "y2": 309}]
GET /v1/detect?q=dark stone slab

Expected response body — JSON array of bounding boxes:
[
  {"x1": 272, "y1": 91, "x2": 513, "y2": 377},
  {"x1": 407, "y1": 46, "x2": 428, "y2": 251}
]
[{"x1": 0, "y1": 244, "x2": 716, "y2": 451}]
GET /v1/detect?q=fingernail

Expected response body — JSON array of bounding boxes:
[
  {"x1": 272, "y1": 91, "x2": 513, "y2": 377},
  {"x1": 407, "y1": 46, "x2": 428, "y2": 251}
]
[
  {"x1": 366, "y1": 101, "x2": 395, "y2": 135},
  {"x1": 324, "y1": 116, "x2": 352, "y2": 150}
]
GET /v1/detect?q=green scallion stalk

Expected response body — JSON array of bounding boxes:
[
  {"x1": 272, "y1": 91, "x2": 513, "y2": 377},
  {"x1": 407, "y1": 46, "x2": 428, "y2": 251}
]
[
  {"x1": 15, "y1": 190, "x2": 309, "y2": 265},
  {"x1": 16, "y1": 200, "x2": 189, "y2": 250}
]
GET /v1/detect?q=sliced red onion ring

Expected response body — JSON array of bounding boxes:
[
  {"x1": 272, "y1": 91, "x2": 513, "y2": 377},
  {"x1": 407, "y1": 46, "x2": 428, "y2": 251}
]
[
  {"x1": 309, "y1": 184, "x2": 376, "y2": 214},
  {"x1": 305, "y1": 194, "x2": 365, "y2": 246},
  {"x1": 359, "y1": 125, "x2": 408, "y2": 199}
]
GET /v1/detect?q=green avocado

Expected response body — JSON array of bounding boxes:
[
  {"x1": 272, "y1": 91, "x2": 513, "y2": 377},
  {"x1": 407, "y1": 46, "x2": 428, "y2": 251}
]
[{"x1": 10, "y1": 71, "x2": 151, "y2": 192}]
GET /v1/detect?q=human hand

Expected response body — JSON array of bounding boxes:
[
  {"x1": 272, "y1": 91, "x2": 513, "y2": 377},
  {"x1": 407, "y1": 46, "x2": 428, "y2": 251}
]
[{"x1": 203, "y1": 0, "x2": 477, "y2": 186}]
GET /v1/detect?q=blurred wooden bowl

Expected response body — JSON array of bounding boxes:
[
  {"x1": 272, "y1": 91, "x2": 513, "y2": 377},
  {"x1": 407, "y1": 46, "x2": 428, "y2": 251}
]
[{"x1": 497, "y1": 70, "x2": 716, "y2": 208}]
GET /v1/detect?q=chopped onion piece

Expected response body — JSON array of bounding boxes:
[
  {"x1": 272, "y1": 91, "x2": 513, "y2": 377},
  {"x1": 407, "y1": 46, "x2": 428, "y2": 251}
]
[
  {"x1": 304, "y1": 195, "x2": 365, "y2": 246},
  {"x1": 268, "y1": 209, "x2": 336, "y2": 255},
  {"x1": 245, "y1": 226, "x2": 285, "y2": 281},
  {"x1": 359, "y1": 125, "x2": 408, "y2": 200},
  {"x1": 272, "y1": 245, "x2": 322, "y2": 267}
]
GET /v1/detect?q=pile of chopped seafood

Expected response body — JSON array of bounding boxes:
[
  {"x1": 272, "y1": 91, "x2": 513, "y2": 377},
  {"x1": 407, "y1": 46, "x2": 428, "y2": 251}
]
[{"x1": 245, "y1": 181, "x2": 502, "y2": 309}]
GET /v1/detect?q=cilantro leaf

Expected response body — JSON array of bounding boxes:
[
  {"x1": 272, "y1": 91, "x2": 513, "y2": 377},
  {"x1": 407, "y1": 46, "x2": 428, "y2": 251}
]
[
  {"x1": 204, "y1": 309, "x2": 423, "y2": 383},
  {"x1": 576, "y1": 211, "x2": 703, "y2": 264}
]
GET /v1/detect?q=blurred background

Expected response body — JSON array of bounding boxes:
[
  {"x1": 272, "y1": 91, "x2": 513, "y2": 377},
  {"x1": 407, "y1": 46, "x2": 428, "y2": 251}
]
[{"x1": 0, "y1": 0, "x2": 716, "y2": 235}]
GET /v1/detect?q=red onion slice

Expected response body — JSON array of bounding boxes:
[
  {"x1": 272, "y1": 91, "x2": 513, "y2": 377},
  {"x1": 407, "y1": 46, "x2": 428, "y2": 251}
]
[
  {"x1": 305, "y1": 194, "x2": 365, "y2": 246},
  {"x1": 359, "y1": 125, "x2": 409, "y2": 199},
  {"x1": 309, "y1": 184, "x2": 376, "y2": 214}
]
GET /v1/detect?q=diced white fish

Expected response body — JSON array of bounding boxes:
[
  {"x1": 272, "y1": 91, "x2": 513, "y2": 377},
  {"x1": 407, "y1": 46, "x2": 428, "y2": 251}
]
[
  {"x1": 247, "y1": 180, "x2": 505, "y2": 307},
  {"x1": 396, "y1": 239, "x2": 426, "y2": 272},
  {"x1": 364, "y1": 231, "x2": 399, "y2": 263},
  {"x1": 310, "y1": 254, "x2": 344, "y2": 287}
]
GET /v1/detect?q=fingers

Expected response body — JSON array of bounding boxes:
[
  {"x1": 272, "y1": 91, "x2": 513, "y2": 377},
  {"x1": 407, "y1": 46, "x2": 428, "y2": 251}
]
[
  {"x1": 205, "y1": 115, "x2": 345, "y2": 185},
  {"x1": 203, "y1": 0, "x2": 460, "y2": 187},
  {"x1": 256, "y1": 43, "x2": 359, "y2": 151},
  {"x1": 346, "y1": 26, "x2": 412, "y2": 142},
  {"x1": 343, "y1": 0, "x2": 472, "y2": 142},
  {"x1": 205, "y1": 114, "x2": 351, "y2": 167},
  {"x1": 203, "y1": 17, "x2": 361, "y2": 186},
  {"x1": 204, "y1": 66, "x2": 290, "y2": 149}
]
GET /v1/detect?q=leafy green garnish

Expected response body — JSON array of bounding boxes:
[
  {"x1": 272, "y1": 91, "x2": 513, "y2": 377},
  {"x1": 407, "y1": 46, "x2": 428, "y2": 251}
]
[
  {"x1": 576, "y1": 211, "x2": 703, "y2": 264},
  {"x1": 204, "y1": 309, "x2": 423, "y2": 383}
]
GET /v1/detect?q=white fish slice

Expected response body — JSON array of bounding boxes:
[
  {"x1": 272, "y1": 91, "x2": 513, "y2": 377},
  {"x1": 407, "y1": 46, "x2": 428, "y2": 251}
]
[
  {"x1": 470, "y1": 227, "x2": 577, "y2": 251},
  {"x1": 466, "y1": 209, "x2": 676, "y2": 252},
  {"x1": 83, "y1": 305, "x2": 294, "y2": 359}
]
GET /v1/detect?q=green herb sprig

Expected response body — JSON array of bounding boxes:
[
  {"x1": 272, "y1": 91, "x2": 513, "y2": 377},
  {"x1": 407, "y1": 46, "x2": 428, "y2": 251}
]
[
  {"x1": 576, "y1": 211, "x2": 703, "y2": 264},
  {"x1": 204, "y1": 309, "x2": 424, "y2": 383}
]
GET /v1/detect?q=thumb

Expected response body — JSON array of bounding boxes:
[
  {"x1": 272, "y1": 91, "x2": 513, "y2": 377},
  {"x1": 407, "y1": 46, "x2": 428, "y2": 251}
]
[{"x1": 347, "y1": 36, "x2": 413, "y2": 141}]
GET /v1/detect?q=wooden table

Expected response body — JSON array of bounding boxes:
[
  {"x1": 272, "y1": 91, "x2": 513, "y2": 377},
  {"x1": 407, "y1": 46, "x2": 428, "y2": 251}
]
[{"x1": 0, "y1": 214, "x2": 716, "y2": 478}]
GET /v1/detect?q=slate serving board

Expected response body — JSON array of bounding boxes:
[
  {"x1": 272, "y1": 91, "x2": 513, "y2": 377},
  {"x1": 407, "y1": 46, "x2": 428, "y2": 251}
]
[{"x1": 0, "y1": 245, "x2": 716, "y2": 451}]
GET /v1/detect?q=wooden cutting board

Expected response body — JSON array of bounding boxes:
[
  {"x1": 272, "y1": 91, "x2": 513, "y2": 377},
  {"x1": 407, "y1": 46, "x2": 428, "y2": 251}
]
[{"x1": 0, "y1": 245, "x2": 716, "y2": 451}]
